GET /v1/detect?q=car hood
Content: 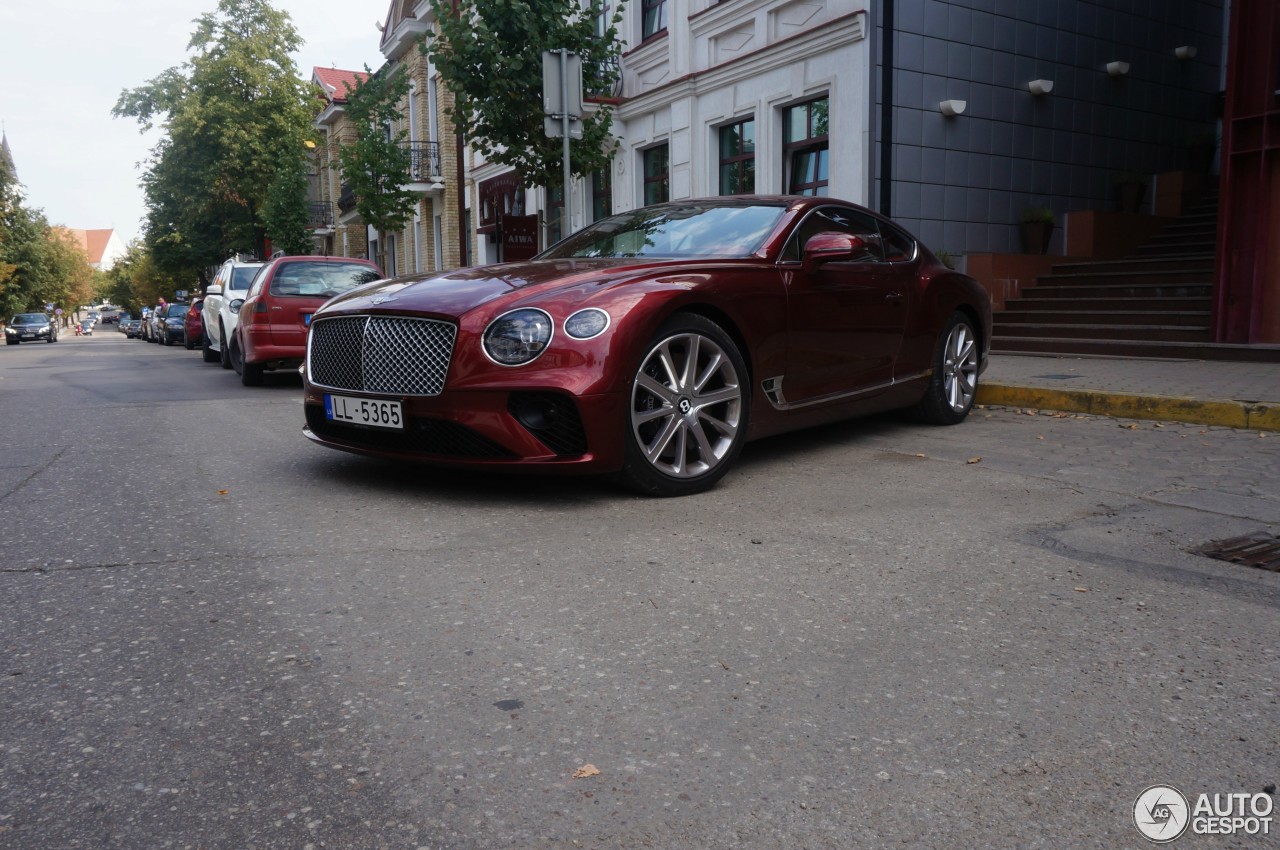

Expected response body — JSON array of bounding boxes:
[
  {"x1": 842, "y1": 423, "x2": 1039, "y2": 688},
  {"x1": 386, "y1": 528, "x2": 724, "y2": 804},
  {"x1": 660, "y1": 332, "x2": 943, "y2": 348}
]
[{"x1": 319, "y1": 257, "x2": 744, "y2": 319}]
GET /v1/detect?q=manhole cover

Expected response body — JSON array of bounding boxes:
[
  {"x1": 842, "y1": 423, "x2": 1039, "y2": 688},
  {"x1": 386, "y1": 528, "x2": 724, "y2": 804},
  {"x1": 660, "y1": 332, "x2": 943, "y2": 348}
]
[{"x1": 1195, "y1": 532, "x2": 1280, "y2": 572}]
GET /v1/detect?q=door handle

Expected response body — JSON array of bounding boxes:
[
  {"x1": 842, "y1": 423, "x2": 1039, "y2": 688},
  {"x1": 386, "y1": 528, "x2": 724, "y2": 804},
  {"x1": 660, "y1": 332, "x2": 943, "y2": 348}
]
[{"x1": 885, "y1": 291, "x2": 904, "y2": 301}]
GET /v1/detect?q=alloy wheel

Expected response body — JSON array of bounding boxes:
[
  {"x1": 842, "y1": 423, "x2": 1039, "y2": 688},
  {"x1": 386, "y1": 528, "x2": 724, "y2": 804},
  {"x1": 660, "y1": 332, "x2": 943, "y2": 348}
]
[
  {"x1": 941, "y1": 320, "x2": 978, "y2": 413},
  {"x1": 630, "y1": 332, "x2": 743, "y2": 479}
]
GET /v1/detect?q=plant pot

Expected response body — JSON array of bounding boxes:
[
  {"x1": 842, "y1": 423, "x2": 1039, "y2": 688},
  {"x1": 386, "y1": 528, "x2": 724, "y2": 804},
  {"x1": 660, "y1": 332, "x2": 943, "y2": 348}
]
[{"x1": 1021, "y1": 221, "x2": 1053, "y2": 255}]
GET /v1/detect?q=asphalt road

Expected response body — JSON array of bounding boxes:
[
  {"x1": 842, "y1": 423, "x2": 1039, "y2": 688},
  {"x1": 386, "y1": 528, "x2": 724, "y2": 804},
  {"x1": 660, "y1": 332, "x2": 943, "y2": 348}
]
[{"x1": 2, "y1": 331, "x2": 1277, "y2": 849}]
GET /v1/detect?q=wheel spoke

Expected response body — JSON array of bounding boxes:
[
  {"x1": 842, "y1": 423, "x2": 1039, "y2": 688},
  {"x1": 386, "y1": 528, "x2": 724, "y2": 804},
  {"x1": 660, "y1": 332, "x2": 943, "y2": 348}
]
[
  {"x1": 637, "y1": 373, "x2": 677, "y2": 404},
  {"x1": 695, "y1": 385, "x2": 740, "y2": 409},
  {"x1": 693, "y1": 351, "x2": 723, "y2": 392},
  {"x1": 644, "y1": 415, "x2": 682, "y2": 463},
  {"x1": 634, "y1": 404, "x2": 673, "y2": 425},
  {"x1": 655, "y1": 343, "x2": 680, "y2": 390},
  {"x1": 688, "y1": 418, "x2": 716, "y2": 462},
  {"x1": 679, "y1": 334, "x2": 700, "y2": 390}
]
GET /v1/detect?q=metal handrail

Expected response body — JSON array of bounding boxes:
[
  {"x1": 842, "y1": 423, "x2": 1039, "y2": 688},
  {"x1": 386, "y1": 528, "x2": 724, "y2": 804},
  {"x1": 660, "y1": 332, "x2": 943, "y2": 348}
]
[{"x1": 402, "y1": 141, "x2": 441, "y2": 180}]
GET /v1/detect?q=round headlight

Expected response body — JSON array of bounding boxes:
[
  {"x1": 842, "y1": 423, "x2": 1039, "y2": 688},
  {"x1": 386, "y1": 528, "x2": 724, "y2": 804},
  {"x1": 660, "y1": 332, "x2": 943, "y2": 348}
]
[
  {"x1": 564, "y1": 308, "x2": 610, "y2": 340},
  {"x1": 229, "y1": 299, "x2": 245, "y2": 314},
  {"x1": 483, "y1": 308, "x2": 553, "y2": 366}
]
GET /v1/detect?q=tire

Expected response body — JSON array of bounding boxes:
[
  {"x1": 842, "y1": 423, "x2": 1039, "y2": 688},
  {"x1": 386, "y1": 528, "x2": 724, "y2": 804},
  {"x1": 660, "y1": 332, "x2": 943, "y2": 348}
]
[
  {"x1": 219, "y1": 325, "x2": 232, "y2": 370},
  {"x1": 911, "y1": 310, "x2": 980, "y2": 425},
  {"x1": 184, "y1": 330, "x2": 195, "y2": 350},
  {"x1": 201, "y1": 330, "x2": 219, "y2": 363},
  {"x1": 617, "y1": 313, "x2": 750, "y2": 497},
  {"x1": 163, "y1": 331, "x2": 173, "y2": 346},
  {"x1": 235, "y1": 334, "x2": 263, "y2": 386}
]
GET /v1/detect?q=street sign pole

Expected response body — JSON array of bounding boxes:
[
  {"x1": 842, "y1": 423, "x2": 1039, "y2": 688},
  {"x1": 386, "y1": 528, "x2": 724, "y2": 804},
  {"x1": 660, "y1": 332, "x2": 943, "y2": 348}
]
[
  {"x1": 543, "y1": 49, "x2": 582, "y2": 244},
  {"x1": 560, "y1": 48, "x2": 572, "y2": 242}
]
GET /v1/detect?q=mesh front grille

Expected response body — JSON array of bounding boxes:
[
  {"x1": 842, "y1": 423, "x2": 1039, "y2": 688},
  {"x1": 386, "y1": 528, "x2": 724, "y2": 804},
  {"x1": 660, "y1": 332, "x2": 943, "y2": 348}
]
[{"x1": 309, "y1": 315, "x2": 456, "y2": 396}]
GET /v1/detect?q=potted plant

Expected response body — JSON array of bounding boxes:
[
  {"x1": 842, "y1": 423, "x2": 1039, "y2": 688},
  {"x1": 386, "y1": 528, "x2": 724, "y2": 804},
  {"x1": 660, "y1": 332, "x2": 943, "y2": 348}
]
[
  {"x1": 1019, "y1": 207, "x2": 1054, "y2": 255},
  {"x1": 1112, "y1": 170, "x2": 1148, "y2": 213}
]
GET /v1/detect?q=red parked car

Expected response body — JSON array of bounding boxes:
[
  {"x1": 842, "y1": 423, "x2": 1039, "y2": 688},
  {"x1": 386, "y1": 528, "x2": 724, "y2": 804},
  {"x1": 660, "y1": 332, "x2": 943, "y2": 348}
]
[
  {"x1": 301, "y1": 196, "x2": 993, "y2": 496},
  {"x1": 183, "y1": 299, "x2": 204, "y2": 350},
  {"x1": 232, "y1": 256, "x2": 382, "y2": 386}
]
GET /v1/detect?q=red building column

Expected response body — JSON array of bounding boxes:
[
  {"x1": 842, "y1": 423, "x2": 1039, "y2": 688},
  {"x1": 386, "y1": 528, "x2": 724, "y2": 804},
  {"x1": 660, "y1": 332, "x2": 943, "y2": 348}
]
[{"x1": 1215, "y1": 0, "x2": 1280, "y2": 344}]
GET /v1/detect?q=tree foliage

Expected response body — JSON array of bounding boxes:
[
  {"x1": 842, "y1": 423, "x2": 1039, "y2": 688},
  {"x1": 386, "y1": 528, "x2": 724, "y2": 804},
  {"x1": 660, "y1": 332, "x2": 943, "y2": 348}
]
[
  {"x1": 0, "y1": 163, "x2": 97, "y2": 319},
  {"x1": 423, "y1": 0, "x2": 624, "y2": 191},
  {"x1": 113, "y1": 0, "x2": 315, "y2": 282},
  {"x1": 337, "y1": 65, "x2": 417, "y2": 271}
]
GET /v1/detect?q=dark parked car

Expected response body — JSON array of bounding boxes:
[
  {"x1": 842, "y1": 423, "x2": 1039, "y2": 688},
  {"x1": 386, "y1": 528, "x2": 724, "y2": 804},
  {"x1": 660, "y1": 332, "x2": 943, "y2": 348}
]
[
  {"x1": 5, "y1": 313, "x2": 58, "y2": 344},
  {"x1": 157, "y1": 303, "x2": 190, "y2": 346},
  {"x1": 183, "y1": 299, "x2": 204, "y2": 350},
  {"x1": 300, "y1": 196, "x2": 992, "y2": 496},
  {"x1": 232, "y1": 256, "x2": 381, "y2": 386}
]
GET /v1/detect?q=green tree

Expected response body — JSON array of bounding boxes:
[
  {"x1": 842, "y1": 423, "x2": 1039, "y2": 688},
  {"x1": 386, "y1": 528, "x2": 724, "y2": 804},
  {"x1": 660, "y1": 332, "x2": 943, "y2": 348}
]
[
  {"x1": 113, "y1": 0, "x2": 314, "y2": 283},
  {"x1": 262, "y1": 148, "x2": 315, "y2": 256},
  {"x1": 424, "y1": 0, "x2": 624, "y2": 192},
  {"x1": 337, "y1": 65, "x2": 417, "y2": 272}
]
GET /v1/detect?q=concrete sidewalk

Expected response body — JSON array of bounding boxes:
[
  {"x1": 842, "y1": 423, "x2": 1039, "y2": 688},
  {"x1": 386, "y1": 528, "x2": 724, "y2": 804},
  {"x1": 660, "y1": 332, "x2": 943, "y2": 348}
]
[{"x1": 976, "y1": 353, "x2": 1280, "y2": 432}]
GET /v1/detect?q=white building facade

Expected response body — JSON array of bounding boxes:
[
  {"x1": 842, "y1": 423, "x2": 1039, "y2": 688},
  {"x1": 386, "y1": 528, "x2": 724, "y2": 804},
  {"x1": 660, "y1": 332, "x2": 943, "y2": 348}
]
[{"x1": 609, "y1": 0, "x2": 872, "y2": 218}]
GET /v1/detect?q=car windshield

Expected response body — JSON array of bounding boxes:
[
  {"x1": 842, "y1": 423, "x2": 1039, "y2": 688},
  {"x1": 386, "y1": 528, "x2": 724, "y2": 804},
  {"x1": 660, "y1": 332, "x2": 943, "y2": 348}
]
[
  {"x1": 268, "y1": 262, "x2": 381, "y2": 298},
  {"x1": 11, "y1": 314, "x2": 48, "y2": 325},
  {"x1": 165, "y1": 304, "x2": 188, "y2": 317},
  {"x1": 539, "y1": 202, "x2": 787, "y2": 260},
  {"x1": 229, "y1": 266, "x2": 261, "y2": 291}
]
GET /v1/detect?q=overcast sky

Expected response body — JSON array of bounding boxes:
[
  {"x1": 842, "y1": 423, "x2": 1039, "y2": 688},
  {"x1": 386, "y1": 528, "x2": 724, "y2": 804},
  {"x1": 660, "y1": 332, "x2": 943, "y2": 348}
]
[{"x1": 0, "y1": 1, "x2": 388, "y2": 245}]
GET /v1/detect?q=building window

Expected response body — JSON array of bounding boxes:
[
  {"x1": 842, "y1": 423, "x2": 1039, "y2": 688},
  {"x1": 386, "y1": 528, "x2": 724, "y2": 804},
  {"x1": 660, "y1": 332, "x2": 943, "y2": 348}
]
[
  {"x1": 719, "y1": 118, "x2": 755, "y2": 195},
  {"x1": 641, "y1": 0, "x2": 667, "y2": 41},
  {"x1": 547, "y1": 184, "x2": 565, "y2": 245},
  {"x1": 591, "y1": 168, "x2": 613, "y2": 222},
  {"x1": 783, "y1": 97, "x2": 829, "y2": 196},
  {"x1": 643, "y1": 144, "x2": 670, "y2": 205}
]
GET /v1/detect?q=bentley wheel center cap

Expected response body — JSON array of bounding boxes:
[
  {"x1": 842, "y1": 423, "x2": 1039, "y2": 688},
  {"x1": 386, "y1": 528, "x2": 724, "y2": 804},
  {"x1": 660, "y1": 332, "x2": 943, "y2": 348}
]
[{"x1": 678, "y1": 398, "x2": 693, "y2": 415}]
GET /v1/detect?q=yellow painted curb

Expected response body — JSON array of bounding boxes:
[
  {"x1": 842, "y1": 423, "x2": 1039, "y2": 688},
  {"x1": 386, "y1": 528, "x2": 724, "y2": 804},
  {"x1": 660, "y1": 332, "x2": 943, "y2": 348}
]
[{"x1": 976, "y1": 384, "x2": 1280, "y2": 432}]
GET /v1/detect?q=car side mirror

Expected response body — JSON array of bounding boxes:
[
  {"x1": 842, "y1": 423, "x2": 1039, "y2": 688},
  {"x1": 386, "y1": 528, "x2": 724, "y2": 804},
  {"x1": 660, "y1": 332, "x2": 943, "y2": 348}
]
[
  {"x1": 803, "y1": 233, "x2": 868, "y2": 273},
  {"x1": 207, "y1": 285, "x2": 223, "y2": 297}
]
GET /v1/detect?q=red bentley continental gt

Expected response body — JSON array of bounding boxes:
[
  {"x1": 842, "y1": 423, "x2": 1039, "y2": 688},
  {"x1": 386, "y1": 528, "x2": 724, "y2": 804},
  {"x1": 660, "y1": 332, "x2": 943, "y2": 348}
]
[{"x1": 302, "y1": 196, "x2": 992, "y2": 496}]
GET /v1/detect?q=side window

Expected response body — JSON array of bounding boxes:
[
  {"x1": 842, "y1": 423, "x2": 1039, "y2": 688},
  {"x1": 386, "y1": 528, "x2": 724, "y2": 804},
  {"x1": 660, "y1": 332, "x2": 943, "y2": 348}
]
[
  {"x1": 782, "y1": 207, "x2": 882, "y2": 262},
  {"x1": 880, "y1": 222, "x2": 917, "y2": 262},
  {"x1": 247, "y1": 264, "x2": 272, "y2": 298}
]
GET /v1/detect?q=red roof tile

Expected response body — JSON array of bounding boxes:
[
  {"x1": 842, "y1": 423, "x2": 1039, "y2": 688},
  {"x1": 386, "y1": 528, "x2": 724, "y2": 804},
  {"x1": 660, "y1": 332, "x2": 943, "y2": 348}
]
[{"x1": 313, "y1": 67, "x2": 369, "y2": 104}]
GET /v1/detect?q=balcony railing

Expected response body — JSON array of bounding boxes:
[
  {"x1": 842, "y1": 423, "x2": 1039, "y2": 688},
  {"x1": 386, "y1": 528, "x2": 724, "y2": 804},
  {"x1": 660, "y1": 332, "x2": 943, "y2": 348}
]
[
  {"x1": 307, "y1": 202, "x2": 332, "y2": 229},
  {"x1": 403, "y1": 141, "x2": 441, "y2": 181},
  {"x1": 586, "y1": 56, "x2": 623, "y2": 100}
]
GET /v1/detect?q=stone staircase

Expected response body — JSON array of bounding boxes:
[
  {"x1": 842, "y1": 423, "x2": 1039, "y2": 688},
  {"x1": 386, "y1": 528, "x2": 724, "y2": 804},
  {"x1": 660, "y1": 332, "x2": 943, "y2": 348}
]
[{"x1": 990, "y1": 191, "x2": 1280, "y2": 361}]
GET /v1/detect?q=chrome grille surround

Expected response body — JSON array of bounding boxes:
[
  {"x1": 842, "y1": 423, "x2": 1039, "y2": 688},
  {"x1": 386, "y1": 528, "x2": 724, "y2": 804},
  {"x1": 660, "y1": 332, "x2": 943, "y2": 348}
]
[{"x1": 308, "y1": 314, "x2": 457, "y2": 396}]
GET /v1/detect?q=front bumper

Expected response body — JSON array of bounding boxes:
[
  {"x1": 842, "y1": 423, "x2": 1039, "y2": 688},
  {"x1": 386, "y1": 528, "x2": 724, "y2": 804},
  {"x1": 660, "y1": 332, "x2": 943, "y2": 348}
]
[
  {"x1": 6, "y1": 328, "x2": 50, "y2": 340},
  {"x1": 301, "y1": 385, "x2": 626, "y2": 474}
]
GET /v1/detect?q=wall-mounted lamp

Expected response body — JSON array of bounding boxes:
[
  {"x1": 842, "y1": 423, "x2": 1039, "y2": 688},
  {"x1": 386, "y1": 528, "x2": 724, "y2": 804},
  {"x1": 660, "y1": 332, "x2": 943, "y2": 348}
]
[
  {"x1": 1174, "y1": 45, "x2": 1198, "y2": 60},
  {"x1": 1027, "y1": 79, "x2": 1054, "y2": 96},
  {"x1": 938, "y1": 99, "x2": 967, "y2": 117},
  {"x1": 1106, "y1": 61, "x2": 1130, "y2": 77}
]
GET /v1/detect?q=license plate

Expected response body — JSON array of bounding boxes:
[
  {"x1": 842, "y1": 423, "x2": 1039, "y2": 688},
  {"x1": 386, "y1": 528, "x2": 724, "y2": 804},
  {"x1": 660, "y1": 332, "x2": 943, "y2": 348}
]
[{"x1": 325, "y1": 394, "x2": 404, "y2": 430}]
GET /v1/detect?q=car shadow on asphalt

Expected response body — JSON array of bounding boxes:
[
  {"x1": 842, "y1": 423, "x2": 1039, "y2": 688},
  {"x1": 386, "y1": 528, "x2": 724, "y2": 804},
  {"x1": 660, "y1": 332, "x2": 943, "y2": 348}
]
[{"x1": 295, "y1": 411, "x2": 919, "y2": 505}]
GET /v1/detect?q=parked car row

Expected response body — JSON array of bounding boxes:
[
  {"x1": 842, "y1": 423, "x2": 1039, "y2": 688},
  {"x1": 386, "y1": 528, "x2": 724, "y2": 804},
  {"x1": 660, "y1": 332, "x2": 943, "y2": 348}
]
[{"x1": 145, "y1": 255, "x2": 383, "y2": 389}]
